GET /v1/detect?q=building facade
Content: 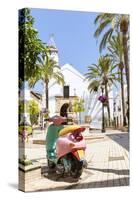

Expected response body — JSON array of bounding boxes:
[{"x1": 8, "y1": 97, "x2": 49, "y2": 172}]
[
  {"x1": 41, "y1": 36, "x2": 114, "y2": 129},
  {"x1": 113, "y1": 85, "x2": 128, "y2": 127}
]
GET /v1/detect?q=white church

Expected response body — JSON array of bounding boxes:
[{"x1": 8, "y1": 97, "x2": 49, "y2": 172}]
[{"x1": 41, "y1": 36, "x2": 114, "y2": 129}]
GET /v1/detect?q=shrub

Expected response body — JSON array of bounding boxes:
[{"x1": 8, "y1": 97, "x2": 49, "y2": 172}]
[
  {"x1": 19, "y1": 125, "x2": 32, "y2": 135},
  {"x1": 19, "y1": 158, "x2": 33, "y2": 166}
]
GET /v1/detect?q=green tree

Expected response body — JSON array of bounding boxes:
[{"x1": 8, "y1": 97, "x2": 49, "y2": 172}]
[
  {"x1": 19, "y1": 100, "x2": 29, "y2": 123},
  {"x1": 120, "y1": 15, "x2": 129, "y2": 111},
  {"x1": 94, "y1": 13, "x2": 129, "y2": 99},
  {"x1": 28, "y1": 100, "x2": 40, "y2": 126},
  {"x1": 19, "y1": 8, "x2": 44, "y2": 88},
  {"x1": 85, "y1": 55, "x2": 119, "y2": 125},
  {"x1": 73, "y1": 98, "x2": 85, "y2": 124},
  {"x1": 29, "y1": 54, "x2": 64, "y2": 109},
  {"x1": 108, "y1": 34, "x2": 127, "y2": 126}
]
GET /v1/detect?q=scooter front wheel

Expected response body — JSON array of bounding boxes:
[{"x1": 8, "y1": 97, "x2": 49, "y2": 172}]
[{"x1": 70, "y1": 156, "x2": 83, "y2": 178}]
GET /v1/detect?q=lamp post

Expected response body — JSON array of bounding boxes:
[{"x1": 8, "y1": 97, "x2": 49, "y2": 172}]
[
  {"x1": 113, "y1": 100, "x2": 117, "y2": 128},
  {"x1": 101, "y1": 85, "x2": 105, "y2": 133}
]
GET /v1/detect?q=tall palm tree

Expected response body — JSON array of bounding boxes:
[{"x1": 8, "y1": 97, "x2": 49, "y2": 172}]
[
  {"x1": 120, "y1": 15, "x2": 129, "y2": 118},
  {"x1": 94, "y1": 13, "x2": 115, "y2": 52},
  {"x1": 85, "y1": 55, "x2": 119, "y2": 125},
  {"x1": 94, "y1": 13, "x2": 129, "y2": 100},
  {"x1": 108, "y1": 34, "x2": 127, "y2": 126},
  {"x1": 29, "y1": 54, "x2": 64, "y2": 110}
]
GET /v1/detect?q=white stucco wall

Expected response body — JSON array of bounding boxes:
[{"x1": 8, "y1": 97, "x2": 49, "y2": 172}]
[
  {"x1": 48, "y1": 63, "x2": 90, "y2": 119},
  {"x1": 43, "y1": 63, "x2": 114, "y2": 128}
]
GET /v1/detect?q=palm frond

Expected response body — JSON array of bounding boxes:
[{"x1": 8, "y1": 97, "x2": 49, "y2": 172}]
[
  {"x1": 94, "y1": 19, "x2": 112, "y2": 38},
  {"x1": 99, "y1": 28, "x2": 113, "y2": 52},
  {"x1": 52, "y1": 71, "x2": 65, "y2": 85},
  {"x1": 87, "y1": 80, "x2": 100, "y2": 93}
]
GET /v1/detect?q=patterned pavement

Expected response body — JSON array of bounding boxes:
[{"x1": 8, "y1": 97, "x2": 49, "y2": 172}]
[{"x1": 21, "y1": 131, "x2": 129, "y2": 192}]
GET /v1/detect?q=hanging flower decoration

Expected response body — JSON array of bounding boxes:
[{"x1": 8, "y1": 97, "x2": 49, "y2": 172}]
[{"x1": 98, "y1": 95, "x2": 108, "y2": 104}]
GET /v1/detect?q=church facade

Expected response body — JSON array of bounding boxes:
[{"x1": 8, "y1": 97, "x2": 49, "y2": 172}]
[{"x1": 42, "y1": 37, "x2": 114, "y2": 129}]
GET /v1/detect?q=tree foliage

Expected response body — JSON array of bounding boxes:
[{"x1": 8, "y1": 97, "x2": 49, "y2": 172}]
[
  {"x1": 19, "y1": 99, "x2": 40, "y2": 126},
  {"x1": 94, "y1": 13, "x2": 129, "y2": 126},
  {"x1": 28, "y1": 100, "x2": 40, "y2": 126},
  {"x1": 73, "y1": 98, "x2": 85, "y2": 124},
  {"x1": 19, "y1": 8, "x2": 44, "y2": 88},
  {"x1": 85, "y1": 55, "x2": 120, "y2": 124},
  {"x1": 108, "y1": 34, "x2": 127, "y2": 126},
  {"x1": 28, "y1": 54, "x2": 64, "y2": 109},
  {"x1": 94, "y1": 13, "x2": 129, "y2": 52},
  {"x1": 73, "y1": 98, "x2": 85, "y2": 113},
  {"x1": 85, "y1": 55, "x2": 119, "y2": 91}
]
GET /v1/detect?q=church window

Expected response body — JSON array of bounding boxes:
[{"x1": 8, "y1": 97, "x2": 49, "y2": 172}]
[{"x1": 63, "y1": 85, "x2": 69, "y2": 98}]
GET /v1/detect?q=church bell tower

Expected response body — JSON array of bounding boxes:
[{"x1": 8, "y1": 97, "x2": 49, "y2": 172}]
[{"x1": 47, "y1": 34, "x2": 59, "y2": 65}]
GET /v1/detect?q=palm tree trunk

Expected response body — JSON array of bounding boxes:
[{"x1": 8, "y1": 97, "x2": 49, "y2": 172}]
[
  {"x1": 45, "y1": 80, "x2": 49, "y2": 110},
  {"x1": 105, "y1": 84, "x2": 111, "y2": 126},
  {"x1": 120, "y1": 67, "x2": 127, "y2": 126},
  {"x1": 122, "y1": 33, "x2": 129, "y2": 124},
  {"x1": 122, "y1": 33, "x2": 129, "y2": 94}
]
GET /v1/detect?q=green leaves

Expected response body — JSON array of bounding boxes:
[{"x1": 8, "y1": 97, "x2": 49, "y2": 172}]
[
  {"x1": 19, "y1": 8, "x2": 44, "y2": 87},
  {"x1": 28, "y1": 52, "x2": 64, "y2": 109},
  {"x1": 73, "y1": 98, "x2": 85, "y2": 113},
  {"x1": 85, "y1": 55, "x2": 118, "y2": 93},
  {"x1": 108, "y1": 34, "x2": 124, "y2": 63},
  {"x1": 99, "y1": 29, "x2": 114, "y2": 52},
  {"x1": 28, "y1": 100, "x2": 40, "y2": 126},
  {"x1": 87, "y1": 80, "x2": 99, "y2": 93},
  {"x1": 94, "y1": 13, "x2": 129, "y2": 52},
  {"x1": 19, "y1": 99, "x2": 40, "y2": 126}
]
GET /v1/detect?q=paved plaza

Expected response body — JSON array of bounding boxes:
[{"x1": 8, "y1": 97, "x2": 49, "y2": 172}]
[{"x1": 19, "y1": 128, "x2": 129, "y2": 192}]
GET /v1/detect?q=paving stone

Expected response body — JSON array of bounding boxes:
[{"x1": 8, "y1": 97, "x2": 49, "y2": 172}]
[{"x1": 19, "y1": 132, "x2": 129, "y2": 191}]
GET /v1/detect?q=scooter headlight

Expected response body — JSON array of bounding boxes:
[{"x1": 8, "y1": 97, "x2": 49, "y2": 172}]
[{"x1": 71, "y1": 132, "x2": 83, "y2": 141}]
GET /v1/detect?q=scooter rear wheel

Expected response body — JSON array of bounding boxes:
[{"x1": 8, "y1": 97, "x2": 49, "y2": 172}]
[{"x1": 48, "y1": 159, "x2": 56, "y2": 169}]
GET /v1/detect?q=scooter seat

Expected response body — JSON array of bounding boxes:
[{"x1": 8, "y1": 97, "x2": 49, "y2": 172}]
[{"x1": 59, "y1": 125, "x2": 85, "y2": 136}]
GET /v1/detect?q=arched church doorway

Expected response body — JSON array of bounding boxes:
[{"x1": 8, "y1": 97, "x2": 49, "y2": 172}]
[{"x1": 60, "y1": 103, "x2": 69, "y2": 118}]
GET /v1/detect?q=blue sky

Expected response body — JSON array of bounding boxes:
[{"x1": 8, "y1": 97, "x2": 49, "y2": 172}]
[
  {"x1": 31, "y1": 8, "x2": 101, "y2": 92},
  {"x1": 31, "y1": 9, "x2": 100, "y2": 73}
]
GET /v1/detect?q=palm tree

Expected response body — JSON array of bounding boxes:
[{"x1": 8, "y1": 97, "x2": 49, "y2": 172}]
[
  {"x1": 29, "y1": 53, "x2": 64, "y2": 110},
  {"x1": 108, "y1": 34, "x2": 127, "y2": 126},
  {"x1": 120, "y1": 15, "x2": 129, "y2": 117},
  {"x1": 94, "y1": 13, "x2": 115, "y2": 52},
  {"x1": 85, "y1": 55, "x2": 119, "y2": 126},
  {"x1": 94, "y1": 13, "x2": 129, "y2": 100}
]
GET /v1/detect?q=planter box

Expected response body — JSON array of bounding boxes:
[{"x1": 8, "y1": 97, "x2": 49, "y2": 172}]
[{"x1": 19, "y1": 161, "x2": 41, "y2": 192}]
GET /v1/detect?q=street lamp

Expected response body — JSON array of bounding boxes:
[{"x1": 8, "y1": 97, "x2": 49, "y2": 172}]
[
  {"x1": 101, "y1": 85, "x2": 105, "y2": 133},
  {"x1": 113, "y1": 100, "x2": 117, "y2": 127}
]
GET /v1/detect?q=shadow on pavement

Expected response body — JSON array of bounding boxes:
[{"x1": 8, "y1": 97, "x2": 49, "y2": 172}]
[
  {"x1": 65, "y1": 177, "x2": 129, "y2": 190},
  {"x1": 87, "y1": 167, "x2": 129, "y2": 175},
  {"x1": 28, "y1": 177, "x2": 129, "y2": 192},
  {"x1": 41, "y1": 166, "x2": 93, "y2": 183},
  {"x1": 107, "y1": 133, "x2": 129, "y2": 151}
]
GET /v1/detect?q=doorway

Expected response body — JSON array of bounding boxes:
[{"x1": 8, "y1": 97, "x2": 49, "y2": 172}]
[{"x1": 60, "y1": 103, "x2": 69, "y2": 117}]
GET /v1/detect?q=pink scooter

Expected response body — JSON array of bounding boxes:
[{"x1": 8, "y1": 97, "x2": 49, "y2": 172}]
[
  {"x1": 46, "y1": 116, "x2": 87, "y2": 178},
  {"x1": 56, "y1": 126, "x2": 87, "y2": 178}
]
